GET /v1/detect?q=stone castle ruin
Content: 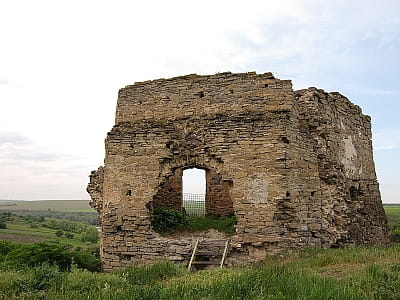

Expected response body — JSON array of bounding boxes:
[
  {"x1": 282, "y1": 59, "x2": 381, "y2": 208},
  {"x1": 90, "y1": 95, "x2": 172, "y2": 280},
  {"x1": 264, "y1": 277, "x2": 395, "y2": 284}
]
[{"x1": 88, "y1": 72, "x2": 391, "y2": 271}]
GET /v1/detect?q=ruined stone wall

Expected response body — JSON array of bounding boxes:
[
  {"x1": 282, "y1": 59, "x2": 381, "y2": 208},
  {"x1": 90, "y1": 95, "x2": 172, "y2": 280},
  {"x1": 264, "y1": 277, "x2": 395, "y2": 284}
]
[
  {"x1": 206, "y1": 169, "x2": 234, "y2": 217},
  {"x1": 88, "y1": 72, "x2": 390, "y2": 271},
  {"x1": 153, "y1": 168, "x2": 183, "y2": 211},
  {"x1": 87, "y1": 166, "x2": 104, "y2": 221},
  {"x1": 294, "y1": 88, "x2": 390, "y2": 246}
]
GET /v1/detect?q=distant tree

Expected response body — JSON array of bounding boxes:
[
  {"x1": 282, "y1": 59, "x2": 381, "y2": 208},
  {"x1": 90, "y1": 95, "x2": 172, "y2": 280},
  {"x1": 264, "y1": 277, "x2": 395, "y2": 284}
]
[
  {"x1": 4, "y1": 242, "x2": 72, "y2": 271},
  {"x1": 0, "y1": 220, "x2": 6, "y2": 229},
  {"x1": 0, "y1": 216, "x2": 6, "y2": 229},
  {"x1": 64, "y1": 232, "x2": 74, "y2": 239},
  {"x1": 55, "y1": 230, "x2": 63, "y2": 237},
  {"x1": 81, "y1": 227, "x2": 99, "y2": 243}
]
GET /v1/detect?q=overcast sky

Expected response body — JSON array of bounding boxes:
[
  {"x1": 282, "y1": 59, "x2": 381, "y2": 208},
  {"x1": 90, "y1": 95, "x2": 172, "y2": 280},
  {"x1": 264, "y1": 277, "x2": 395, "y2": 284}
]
[{"x1": 0, "y1": 0, "x2": 399, "y2": 202}]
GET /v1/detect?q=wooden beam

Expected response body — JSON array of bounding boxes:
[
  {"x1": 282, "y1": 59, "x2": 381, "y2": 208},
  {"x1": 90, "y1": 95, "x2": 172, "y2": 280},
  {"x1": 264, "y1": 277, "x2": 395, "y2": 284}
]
[{"x1": 188, "y1": 239, "x2": 199, "y2": 271}]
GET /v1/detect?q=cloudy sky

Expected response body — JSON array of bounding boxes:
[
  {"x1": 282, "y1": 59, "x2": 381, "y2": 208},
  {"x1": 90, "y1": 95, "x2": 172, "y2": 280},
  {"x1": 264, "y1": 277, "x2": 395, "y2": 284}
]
[{"x1": 0, "y1": 0, "x2": 399, "y2": 202}]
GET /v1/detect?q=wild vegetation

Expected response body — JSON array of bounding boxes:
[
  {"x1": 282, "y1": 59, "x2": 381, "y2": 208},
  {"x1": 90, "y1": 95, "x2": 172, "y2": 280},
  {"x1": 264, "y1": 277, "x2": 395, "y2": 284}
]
[
  {"x1": 3, "y1": 210, "x2": 99, "y2": 225},
  {"x1": 152, "y1": 207, "x2": 237, "y2": 234},
  {"x1": 0, "y1": 245, "x2": 399, "y2": 299},
  {"x1": 385, "y1": 205, "x2": 400, "y2": 242},
  {"x1": 0, "y1": 212, "x2": 98, "y2": 245},
  {"x1": 0, "y1": 200, "x2": 98, "y2": 224},
  {"x1": 0, "y1": 204, "x2": 398, "y2": 299},
  {"x1": 0, "y1": 240, "x2": 100, "y2": 272}
]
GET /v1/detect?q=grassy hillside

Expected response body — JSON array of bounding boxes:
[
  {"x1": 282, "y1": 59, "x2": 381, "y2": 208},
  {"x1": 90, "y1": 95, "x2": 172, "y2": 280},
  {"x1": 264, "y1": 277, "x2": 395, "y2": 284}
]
[
  {"x1": 0, "y1": 213, "x2": 98, "y2": 247},
  {"x1": 0, "y1": 200, "x2": 93, "y2": 212},
  {"x1": 0, "y1": 204, "x2": 398, "y2": 299},
  {"x1": 0, "y1": 245, "x2": 399, "y2": 299},
  {"x1": 0, "y1": 222, "x2": 90, "y2": 246}
]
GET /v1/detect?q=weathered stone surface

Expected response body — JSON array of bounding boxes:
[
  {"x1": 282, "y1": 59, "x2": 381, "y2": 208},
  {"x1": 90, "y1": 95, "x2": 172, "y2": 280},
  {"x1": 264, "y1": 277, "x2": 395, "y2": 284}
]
[{"x1": 88, "y1": 72, "x2": 391, "y2": 271}]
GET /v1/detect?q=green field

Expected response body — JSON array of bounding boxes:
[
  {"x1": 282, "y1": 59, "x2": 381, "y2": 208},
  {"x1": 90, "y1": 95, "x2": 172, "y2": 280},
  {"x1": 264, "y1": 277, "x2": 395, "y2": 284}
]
[
  {"x1": 0, "y1": 209, "x2": 99, "y2": 247},
  {"x1": 0, "y1": 222, "x2": 89, "y2": 247},
  {"x1": 384, "y1": 205, "x2": 400, "y2": 226},
  {"x1": 0, "y1": 204, "x2": 398, "y2": 299},
  {"x1": 0, "y1": 200, "x2": 94, "y2": 212}
]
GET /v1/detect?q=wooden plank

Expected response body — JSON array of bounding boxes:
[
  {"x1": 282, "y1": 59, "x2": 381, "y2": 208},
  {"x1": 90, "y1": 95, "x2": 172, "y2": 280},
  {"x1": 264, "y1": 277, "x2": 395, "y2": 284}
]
[
  {"x1": 187, "y1": 239, "x2": 199, "y2": 271},
  {"x1": 192, "y1": 261, "x2": 220, "y2": 265},
  {"x1": 220, "y1": 240, "x2": 229, "y2": 268}
]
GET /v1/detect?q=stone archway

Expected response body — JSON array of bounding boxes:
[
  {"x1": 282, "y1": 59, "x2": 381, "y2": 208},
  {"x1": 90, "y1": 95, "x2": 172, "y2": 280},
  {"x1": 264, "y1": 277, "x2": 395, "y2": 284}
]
[{"x1": 152, "y1": 161, "x2": 234, "y2": 218}]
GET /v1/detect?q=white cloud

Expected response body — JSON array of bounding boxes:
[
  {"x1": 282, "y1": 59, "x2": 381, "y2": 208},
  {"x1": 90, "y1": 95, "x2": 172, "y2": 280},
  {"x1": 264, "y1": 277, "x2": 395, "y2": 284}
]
[
  {"x1": 0, "y1": 77, "x2": 8, "y2": 86},
  {"x1": 0, "y1": 132, "x2": 91, "y2": 200},
  {"x1": 0, "y1": 0, "x2": 399, "y2": 200}
]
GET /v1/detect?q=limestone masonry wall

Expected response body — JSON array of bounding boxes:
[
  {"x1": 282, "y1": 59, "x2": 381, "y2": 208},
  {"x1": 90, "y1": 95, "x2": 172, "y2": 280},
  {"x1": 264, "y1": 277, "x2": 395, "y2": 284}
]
[{"x1": 88, "y1": 72, "x2": 391, "y2": 271}]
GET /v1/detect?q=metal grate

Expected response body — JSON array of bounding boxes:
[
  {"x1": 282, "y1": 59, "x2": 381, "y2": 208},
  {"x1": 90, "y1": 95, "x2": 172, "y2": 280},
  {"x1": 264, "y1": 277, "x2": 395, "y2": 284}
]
[{"x1": 183, "y1": 193, "x2": 205, "y2": 217}]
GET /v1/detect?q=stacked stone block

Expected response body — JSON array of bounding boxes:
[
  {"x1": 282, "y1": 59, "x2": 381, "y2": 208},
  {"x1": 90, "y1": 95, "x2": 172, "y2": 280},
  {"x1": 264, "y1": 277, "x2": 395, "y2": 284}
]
[{"x1": 88, "y1": 72, "x2": 390, "y2": 271}]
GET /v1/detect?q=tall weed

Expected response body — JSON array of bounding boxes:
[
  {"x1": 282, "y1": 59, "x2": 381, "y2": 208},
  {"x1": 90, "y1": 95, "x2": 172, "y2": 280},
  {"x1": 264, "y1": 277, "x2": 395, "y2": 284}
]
[{"x1": 119, "y1": 260, "x2": 187, "y2": 285}]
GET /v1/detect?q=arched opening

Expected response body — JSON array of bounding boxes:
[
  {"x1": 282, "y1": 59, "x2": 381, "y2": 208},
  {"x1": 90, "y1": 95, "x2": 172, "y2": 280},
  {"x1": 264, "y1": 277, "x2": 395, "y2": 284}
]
[
  {"x1": 151, "y1": 164, "x2": 236, "y2": 235},
  {"x1": 152, "y1": 166, "x2": 235, "y2": 217},
  {"x1": 183, "y1": 168, "x2": 206, "y2": 217}
]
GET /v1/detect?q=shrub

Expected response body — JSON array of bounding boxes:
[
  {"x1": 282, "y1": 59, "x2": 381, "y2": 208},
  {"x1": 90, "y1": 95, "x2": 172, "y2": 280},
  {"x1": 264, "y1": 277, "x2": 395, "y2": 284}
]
[
  {"x1": 71, "y1": 250, "x2": 101, "y2": 272},
  {"x1": 0, "y1": 240, "x2": 18, "y2": 258},
  {"x1": 55, "y1": 230, "x2": 64, "y2": 237},
  {"x1": 152, "y1": 207, "x2": 237, "y2": 234},
  {"x1": 0, "y1": 220, "x2": 6, "y2": 229},
  {"x1": 1, "y1": 241, "x2": 102, "y2": 273},
  {"x1": 391, "y1": 228, "x2": 400, "y2": 242},
  {"x1": 64, "y1": 232, "x2": 74, "y2": 239},
  {"x1": 151, "y1": 207, "x2": 188, "y2": 233},
  {"x1": 81, "y1": 227, "x2": 99, "y2": 243},
  {"x1": 23, "y1": 215, "x2": 45, "y2": 223},
  {"x1": 19, "y1": 263, "x2": 65, "y2": 291},
  {"x1": 4, "y1": 242, "x2": 72, "y2": 271},
  {"x1": 0, "y1": 214, "x2": 7, "y2": 229},
  {"x1": 0, "y1": 211, "x2": 13, "y2": 221}
]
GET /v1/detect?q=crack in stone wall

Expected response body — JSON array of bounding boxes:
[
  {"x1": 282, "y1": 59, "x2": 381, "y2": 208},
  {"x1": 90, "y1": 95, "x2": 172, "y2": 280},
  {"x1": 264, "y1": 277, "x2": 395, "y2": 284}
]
[{"x1": 88, "y1": 72, "x2": 391, "y2": 271}]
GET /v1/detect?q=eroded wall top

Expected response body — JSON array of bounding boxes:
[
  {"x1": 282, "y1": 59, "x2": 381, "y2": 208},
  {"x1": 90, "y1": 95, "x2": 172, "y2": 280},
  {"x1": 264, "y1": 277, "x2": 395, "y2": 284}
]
[{"x1": 115, "y1": 72, "x2": 293, "y2": 124}]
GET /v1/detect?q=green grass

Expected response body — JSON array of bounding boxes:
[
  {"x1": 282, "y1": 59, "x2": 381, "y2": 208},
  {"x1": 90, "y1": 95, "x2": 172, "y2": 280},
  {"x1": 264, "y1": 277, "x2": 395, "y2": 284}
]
[
  {"x1": 384, "y1": 205, "x2": 400, "y2": 227},
  {"x1": 384, "y1": 205, "x2": 400, "y2": 242},
  {"x1": 0, "y1": 246, "x2": 399, "y2": 299},
  {"x1": 186, "y1": 215, "x2": 237, "y2": 234},
  {"x1": 152, "y1": 207, "x2": 236, "y2": 234},
  {"x1": 0, "y1": 223, "x2": 87, "y2": 246},
  {"x1": 0, "y1": 200, "x2": 94, "y2": 212},
  {"x1": 0, "y1": 204, "x2": 398, "y2": 299},
  {"x1": 0, "y1": 213, "x2": 98, "y2": 247}
]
